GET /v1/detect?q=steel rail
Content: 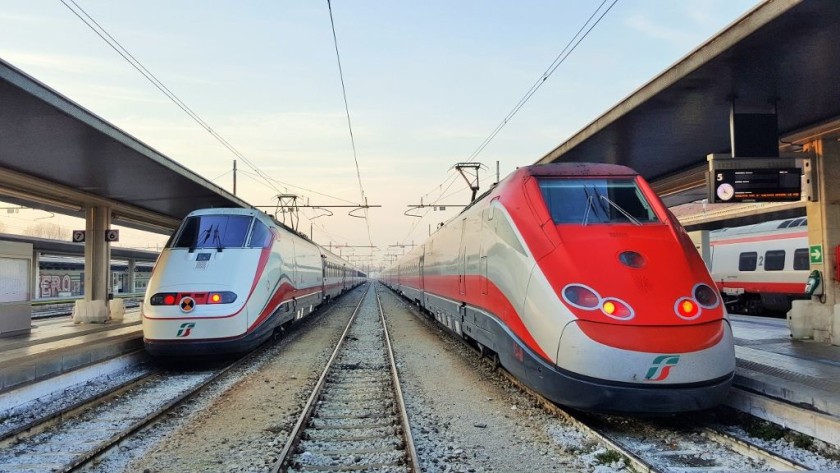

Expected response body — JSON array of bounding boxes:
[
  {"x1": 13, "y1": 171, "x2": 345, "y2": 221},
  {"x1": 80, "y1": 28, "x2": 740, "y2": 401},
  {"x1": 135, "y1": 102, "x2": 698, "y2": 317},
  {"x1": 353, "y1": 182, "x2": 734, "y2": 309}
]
[
  {"x1": 272, "y1": 284, "x2": 370, "y2": 472},
  {"x1": 66, "y1": 289, "x2": 361, "y2": 472},
  {"x1": 701, "y1": 425, "x2": 810, "y2": 471},
  {"x1": 375, "y1": 285, "x2": 421, "y2": 472},
  {"x1": 0, "y1": 363, "x2": 156, "y2": 448}
]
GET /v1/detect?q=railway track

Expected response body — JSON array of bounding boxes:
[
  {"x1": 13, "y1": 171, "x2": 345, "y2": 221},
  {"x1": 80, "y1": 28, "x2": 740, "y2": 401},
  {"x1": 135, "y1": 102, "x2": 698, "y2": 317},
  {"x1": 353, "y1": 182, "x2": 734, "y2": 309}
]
[
  {"x1": 31, "y1": 300, "x2": 141, "y2": 319},
  {"x1": 0, "y1": 344, "x2": 264, "y2": 472},
  {"x1": 273, "y1": 284, "x2": 419, "y2": 472}
]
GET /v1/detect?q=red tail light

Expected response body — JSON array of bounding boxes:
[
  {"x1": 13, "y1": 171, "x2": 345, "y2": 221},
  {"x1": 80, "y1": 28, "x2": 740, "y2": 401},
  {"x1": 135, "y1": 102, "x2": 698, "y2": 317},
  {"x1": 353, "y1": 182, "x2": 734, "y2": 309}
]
[
  {"x1": 150, "y1": 293, "x2": 179, "y2": 305},
  {"x1": 150, "y1": 291, "x2": 236, "y2": 306}
]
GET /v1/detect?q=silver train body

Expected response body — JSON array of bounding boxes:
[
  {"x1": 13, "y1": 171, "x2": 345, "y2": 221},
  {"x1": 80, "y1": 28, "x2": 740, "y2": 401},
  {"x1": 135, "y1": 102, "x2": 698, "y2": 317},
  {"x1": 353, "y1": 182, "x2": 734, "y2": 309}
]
[
  {"x1": 706, "y1": 217, "x2": 809, "y2": 314},
  {"x1": 383, "y1": 163, "x2": 735, "y2": 414},
  {"x1": 143, "y1": 208, "x2": 364, "y2": 356}
]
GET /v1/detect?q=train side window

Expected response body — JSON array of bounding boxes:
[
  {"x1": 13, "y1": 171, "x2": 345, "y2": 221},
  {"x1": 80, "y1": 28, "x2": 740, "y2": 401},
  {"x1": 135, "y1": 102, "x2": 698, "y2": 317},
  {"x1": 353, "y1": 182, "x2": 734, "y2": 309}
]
[
  {"x1": 793, "y1": 248, "x2": 810, "y2": 270},
  {"x1": 764, "y1": 250, "x2": 785, "y2": 271},
  {"x1": 494, "y1": 213, "x2": 526, "y2": 255},
  {"x1": 248, "y1": 220, "x2": 272, "y2": 248},
  {"x1": 739, "y1": 252, "x2": 757, "y2": 271}
]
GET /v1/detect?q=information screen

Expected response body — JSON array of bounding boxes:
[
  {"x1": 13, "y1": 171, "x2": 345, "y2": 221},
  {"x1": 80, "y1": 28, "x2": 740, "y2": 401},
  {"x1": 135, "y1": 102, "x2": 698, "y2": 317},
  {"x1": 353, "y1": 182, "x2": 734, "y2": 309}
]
[{"x1": 711, "y1": 168, "x2": 801, "y2": 203}]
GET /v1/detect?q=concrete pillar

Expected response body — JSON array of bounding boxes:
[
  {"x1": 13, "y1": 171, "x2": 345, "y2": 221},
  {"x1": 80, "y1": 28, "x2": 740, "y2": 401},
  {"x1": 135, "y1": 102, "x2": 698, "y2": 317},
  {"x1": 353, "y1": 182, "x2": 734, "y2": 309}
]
[
  {"x1": 127, "y1": 259, "x2": 136, "y2": 293},
  {"x1": 32, "y1": 250, "x2": 40, "y2": 300},
  {"x1": 83, "y1": 205, "x2": 111, "y2": 302},
  {"x1": 788, "y1": 139, "x2": 840, "y2": 345},
  {"x1": 688, "y1": 230, "x2": 711, "y2": 269}
]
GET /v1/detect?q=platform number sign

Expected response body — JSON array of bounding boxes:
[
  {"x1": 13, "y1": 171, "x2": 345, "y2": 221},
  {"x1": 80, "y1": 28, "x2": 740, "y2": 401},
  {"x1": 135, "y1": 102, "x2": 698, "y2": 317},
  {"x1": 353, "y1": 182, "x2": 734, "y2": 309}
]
[
  {"x1": 72, "y1": 230, "x2": 85, "y2": 243},
  {"x1": 810, "y1": 244, "x2": 823, "y2": 264},
  {"x1": 105, "y1": 229, "x2": 119, "y2": 242}
]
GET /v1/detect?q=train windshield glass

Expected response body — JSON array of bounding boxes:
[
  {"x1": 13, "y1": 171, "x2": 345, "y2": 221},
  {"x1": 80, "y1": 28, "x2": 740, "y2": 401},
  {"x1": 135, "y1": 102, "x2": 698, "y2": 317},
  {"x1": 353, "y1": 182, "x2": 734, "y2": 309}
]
[
  {"x1": 538, "y1": 178, "x2": 659, "y2": 225},
  {"x1": 171, "y1": 215, "x2": 252, "y2": 250}
]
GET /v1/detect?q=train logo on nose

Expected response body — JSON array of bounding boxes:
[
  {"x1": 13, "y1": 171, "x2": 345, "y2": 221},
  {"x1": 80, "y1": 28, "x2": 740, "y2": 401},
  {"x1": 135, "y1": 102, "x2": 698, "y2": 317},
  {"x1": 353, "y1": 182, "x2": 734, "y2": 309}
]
[
  {"x1": 176, "y1": 322, "x2": 195, "y2": 337},
  {"x1": 179, "y1": 296, "x2": 196, "y2": 313},
  {"x1": 644, "y1": 355, "x2": 680, "y2": 381}
]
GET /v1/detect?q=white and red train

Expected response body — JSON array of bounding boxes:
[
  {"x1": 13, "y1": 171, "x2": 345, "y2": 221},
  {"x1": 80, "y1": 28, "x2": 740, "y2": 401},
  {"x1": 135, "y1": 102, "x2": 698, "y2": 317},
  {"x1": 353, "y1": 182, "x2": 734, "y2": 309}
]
[
  {"x1": 383, "y1": 163, "x2": 735, "y2": 414},
  {"x1": 143, "y1": 208, "x2": 365, "y2": 356},
  {"x1": 707, "y1": 217, "x2": 809, "y2": 315}
]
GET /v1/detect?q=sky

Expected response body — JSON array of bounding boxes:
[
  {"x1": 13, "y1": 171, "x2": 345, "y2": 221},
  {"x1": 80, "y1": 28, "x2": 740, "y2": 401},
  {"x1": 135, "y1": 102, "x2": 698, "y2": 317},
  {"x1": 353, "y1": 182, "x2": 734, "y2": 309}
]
[{"x1": 0, "y1": 0, "x2": 761, "y2": 271}]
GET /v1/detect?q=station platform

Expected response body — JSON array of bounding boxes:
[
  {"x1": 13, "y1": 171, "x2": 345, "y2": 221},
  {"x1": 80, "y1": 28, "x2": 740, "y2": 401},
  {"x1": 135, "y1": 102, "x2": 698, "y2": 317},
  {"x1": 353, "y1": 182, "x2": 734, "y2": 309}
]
[
  {"x1": 0, "y1": 311, "x2": 838, "y2": 438},
  {"x1": 726, "y1": 314, "x2": 840, "y2": 446},
  {"x1": 0, "y1": 311, "x2": 142, "y2": 395}
]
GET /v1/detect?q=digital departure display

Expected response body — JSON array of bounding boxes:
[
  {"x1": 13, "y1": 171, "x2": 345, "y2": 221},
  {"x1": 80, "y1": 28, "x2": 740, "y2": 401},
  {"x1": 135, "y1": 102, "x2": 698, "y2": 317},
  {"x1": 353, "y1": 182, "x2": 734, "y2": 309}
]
[{"x1": 711, "y1": 168, "x2": 801, "y2": 203}]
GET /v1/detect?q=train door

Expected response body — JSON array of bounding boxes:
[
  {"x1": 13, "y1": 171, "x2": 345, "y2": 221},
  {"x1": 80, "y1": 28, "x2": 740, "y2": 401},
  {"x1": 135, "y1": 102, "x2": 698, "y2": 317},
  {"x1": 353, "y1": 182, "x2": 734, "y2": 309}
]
[
  {"x1": 458, "y1": 218, "x2": 467, "y2": 295},
  {"x1": 481, "y1": 203, "x2": 495, "y2": 296},
  {"x1": 480, "y1": 245, "x2": 488, "y2": 295},
  {"x1": 290, "y1": 239, "x2": 298, "y2": 287},
  {"x1": 320, "y1": 255, "x2": 326, "y2": 301},
  {"x1": 419, "y1": 252, "x2": 425, "y2": 291}
]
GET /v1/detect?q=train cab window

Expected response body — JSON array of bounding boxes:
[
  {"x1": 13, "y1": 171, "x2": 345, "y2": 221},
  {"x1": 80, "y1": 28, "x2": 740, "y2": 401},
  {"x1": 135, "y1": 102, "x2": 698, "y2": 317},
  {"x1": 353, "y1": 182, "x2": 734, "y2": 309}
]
[
  {"x1": 739, "y1": 252, "x2": 757, "y2": 271},
  {"x1": 538, "y1": 178, "x2": 659, "y2": 225},
  {"x1": 764, "y1": 250, "x2": 785, "y2": 271},
  {"x1": 793, "y1": 218, "x2": 807, "y2": 227},
  {"x1": 494, "y1": 214, "x2": 526, "y2": 255},
  {"x1": 248, "y1": 220, "x2": 272, "y2": 248},
  {"x1": 172, "y1": 214, "x2": 252, "y2": 250},
  {"x1": 778, "y1": 220, "x2": 793, "y2": 229},
  {"x1": 793, "y1": 248, "x2": 810, "y2": 270}
]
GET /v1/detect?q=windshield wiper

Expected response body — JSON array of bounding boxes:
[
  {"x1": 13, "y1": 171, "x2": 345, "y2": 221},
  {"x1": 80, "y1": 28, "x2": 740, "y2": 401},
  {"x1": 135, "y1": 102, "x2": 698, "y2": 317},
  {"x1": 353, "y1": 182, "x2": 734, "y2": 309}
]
[
  {"x1": 598, "y1": 193, "x2": 641, "y2": 225},
  {"x1": 190, "y1": 226, "x2": 213, "y2": 253},
  {"x1": 582, "y1": 194, "x2": 593, "y2": 226},
  {"x1": 212, "y1": 228, "x2": 224, "y2": 252},
  {"x1": 582, "y1": 186, "x2": 603, "y2": 226}
]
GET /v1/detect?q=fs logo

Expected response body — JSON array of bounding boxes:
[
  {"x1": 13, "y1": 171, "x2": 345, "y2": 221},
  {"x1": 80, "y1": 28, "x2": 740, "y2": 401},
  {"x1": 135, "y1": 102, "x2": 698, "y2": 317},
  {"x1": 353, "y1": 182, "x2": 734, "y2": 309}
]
[
  {"x1": 644, "y1": 355, "x2": 680, "y2": 381},
  {"x1": 176, "y1": 323, "x2": 196, "y2": 338}
]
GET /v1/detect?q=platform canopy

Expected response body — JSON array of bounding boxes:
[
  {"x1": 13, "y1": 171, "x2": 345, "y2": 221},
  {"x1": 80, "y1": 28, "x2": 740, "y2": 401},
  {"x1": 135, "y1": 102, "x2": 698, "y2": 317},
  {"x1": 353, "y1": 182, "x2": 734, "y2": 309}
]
[
  {"x1": 536, "y1": 0, "x2": 840, "y2": 225},
  {"x1": 0, "y1": 58, "x2": 251, "y2": 234}
]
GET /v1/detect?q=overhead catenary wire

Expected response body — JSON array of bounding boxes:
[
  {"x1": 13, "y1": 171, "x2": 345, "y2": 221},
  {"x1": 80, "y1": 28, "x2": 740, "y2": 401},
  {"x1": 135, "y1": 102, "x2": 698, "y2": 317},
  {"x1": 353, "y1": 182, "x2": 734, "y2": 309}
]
[
  {"x1": 399, "y1": 1, "x2": 620, "y2": 248},
  {"x1": 420, "y1": 0, "x2": 619, "y2": 210},
  {"x1": 59, "y1": 0, "x2": 361, "y2": 211},
  {"x1": 326, "y1": 0, "x2": 374, "y2": 248}
]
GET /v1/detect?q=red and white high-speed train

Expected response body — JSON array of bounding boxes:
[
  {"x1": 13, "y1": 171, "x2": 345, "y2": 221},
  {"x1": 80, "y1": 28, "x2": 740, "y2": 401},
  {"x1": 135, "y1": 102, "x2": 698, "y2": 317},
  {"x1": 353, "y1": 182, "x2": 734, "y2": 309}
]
[
  {"x1": 383, "y1": 163, "x2": 735, "y2": 414},
  {"x1": 708, "y1": 217, "x2": 809, "y2": 315},
  {"x1": 143, "y1": 208, "x2": 365, "y2": 357}
]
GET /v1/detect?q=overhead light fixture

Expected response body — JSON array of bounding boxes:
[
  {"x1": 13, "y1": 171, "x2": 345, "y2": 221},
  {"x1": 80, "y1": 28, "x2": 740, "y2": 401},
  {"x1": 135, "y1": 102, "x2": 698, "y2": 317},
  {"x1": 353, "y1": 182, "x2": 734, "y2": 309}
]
[{"x1": 0, "y1": 186, "x2": 84, "y2": 212}]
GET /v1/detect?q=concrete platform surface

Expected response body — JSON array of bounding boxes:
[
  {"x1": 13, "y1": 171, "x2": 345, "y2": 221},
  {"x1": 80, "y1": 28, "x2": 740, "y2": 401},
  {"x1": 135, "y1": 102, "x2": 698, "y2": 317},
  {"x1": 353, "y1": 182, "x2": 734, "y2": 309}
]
[
  {"x1": 0, "y1": 311, "x2": 142, "y2": 394},
  {"x1": 729, "y1": 314, "x2": 840, "y2": 421}
]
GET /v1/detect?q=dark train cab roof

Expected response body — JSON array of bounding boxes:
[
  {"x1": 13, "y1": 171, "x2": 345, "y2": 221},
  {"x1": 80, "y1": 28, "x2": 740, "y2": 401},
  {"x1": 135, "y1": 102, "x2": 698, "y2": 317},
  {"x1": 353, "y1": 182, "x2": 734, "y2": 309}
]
[{"x1": 525, "y1": 162, "x2": 639, "y2": 177}]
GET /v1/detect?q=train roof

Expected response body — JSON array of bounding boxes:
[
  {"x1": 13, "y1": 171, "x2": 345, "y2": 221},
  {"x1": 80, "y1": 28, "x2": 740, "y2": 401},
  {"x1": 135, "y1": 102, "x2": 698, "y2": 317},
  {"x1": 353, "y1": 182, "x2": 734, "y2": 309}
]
[
  {"x1": 710, "y1": 217, "x2": 807, "y2": 238},
  {"x1": 522, "y1": 162, "x2": 639, "y2": 177}
]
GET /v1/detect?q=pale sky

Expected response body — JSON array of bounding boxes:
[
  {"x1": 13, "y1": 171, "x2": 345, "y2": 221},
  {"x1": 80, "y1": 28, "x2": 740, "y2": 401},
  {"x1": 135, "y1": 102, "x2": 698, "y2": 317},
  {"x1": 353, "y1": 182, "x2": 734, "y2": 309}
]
[{"x1": 0, "y1": 0, "x2": 761, "y2": 270}]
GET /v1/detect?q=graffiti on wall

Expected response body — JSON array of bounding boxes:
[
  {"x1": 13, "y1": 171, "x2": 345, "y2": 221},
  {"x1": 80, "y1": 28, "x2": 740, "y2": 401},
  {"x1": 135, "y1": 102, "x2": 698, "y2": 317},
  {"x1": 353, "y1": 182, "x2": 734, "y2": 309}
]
[{"x1": 40, "y1": 274, "x2": 80, "y2": 298}]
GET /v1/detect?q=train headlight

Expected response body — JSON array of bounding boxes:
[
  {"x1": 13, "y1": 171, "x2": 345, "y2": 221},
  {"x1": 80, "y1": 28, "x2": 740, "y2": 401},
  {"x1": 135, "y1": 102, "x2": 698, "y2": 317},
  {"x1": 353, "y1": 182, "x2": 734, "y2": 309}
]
[
  {"x1": 601, "y1": 298, "x2": 634, "y2": 320},
  {"x1": 208, "y1": 292, "x2": 237, "y2": 304},
  {"x1": 562, "y1": 284, "x2": 601, "y2": 309},
  {"x1": 693, "y1": 284, "x2": 719, "y2": 308},
  {"x1": 618, "y1": 251, "x2": 645, "y2": 268},
  {"x1": 675, "y1": 297, "x2": 700, "y2": 320},
  {"x1": 150, "y1": 293, "x2": 179, "y2": 305}
]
